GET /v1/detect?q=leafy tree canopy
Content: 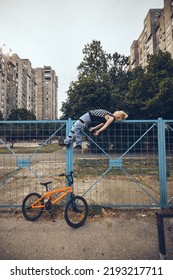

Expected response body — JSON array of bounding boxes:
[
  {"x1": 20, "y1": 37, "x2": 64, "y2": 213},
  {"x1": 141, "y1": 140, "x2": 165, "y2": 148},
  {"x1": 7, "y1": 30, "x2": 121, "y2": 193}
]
[
  {"x1": 61, "y1": 40, "x2": 128, "y2": 119},
  {"x1": 8, "y1": 109, "x2": 36, "y2": 120},
  {"x1": 61, "y1": 40, "x2": 173, "y2": 120},
  {"x1": 0, "y1": 111, "x2": 3, "y2": 120},
  {"x1": 125, "y1": 51, "x2": 173, "y2": 119}
]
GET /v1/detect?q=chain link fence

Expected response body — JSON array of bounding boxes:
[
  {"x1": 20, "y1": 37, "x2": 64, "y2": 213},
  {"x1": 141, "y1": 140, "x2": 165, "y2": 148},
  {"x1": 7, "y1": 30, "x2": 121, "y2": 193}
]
[{"x1": 0, "y1": 119, "x2": 172, "y2": 208}]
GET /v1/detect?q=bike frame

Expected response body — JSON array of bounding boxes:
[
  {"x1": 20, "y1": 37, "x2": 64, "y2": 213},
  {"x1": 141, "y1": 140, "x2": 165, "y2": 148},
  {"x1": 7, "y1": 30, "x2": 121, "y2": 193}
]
[{"x1": 31, "y1": 186, "x2": 73, "y2": 209}]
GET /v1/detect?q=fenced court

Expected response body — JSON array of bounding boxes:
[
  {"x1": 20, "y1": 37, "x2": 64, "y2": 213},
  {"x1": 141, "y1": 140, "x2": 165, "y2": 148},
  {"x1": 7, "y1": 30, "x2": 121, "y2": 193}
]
[{"x1": 0, "y1": 118, "x2": 173, "y2": 209}]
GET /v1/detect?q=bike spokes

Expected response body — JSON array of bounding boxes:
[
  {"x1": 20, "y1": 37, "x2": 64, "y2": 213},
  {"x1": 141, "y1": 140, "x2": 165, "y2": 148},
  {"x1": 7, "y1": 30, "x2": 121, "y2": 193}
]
[
  {"x1": 22, "y1": 193, "x2": 44, "y2": 221},
  {"x1": 64, "y1": 195, "x2": 88, "y2": 228}
]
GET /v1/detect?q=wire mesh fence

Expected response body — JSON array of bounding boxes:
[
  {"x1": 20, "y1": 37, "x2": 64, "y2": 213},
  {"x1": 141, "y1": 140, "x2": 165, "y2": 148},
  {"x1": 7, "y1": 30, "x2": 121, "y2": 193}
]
[
  {"x1": 73, "y1": 120, "x2": 160, "y2": 207},
  {"x1": 165, "y1": 121, "x2": 173, "y2": 205},
  {"x1": 0, "y1": 119, "x2": 172, "y2": 208},
  {"x1": 0, "y1": 121, "x2": 67, "y2": 207}
]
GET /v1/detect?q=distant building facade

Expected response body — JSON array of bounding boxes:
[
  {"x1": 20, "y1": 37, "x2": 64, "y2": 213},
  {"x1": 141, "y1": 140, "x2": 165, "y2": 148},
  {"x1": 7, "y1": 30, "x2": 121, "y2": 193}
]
[
  {"x1": 129, "y1": 0, "x2": 173, "y2": 69},
  {"x1": 0, "y1": 50, "x2": 58, "y2": 120},
  {"x1": 35, "y1": 66, "x2": 58, "y2": 120}
]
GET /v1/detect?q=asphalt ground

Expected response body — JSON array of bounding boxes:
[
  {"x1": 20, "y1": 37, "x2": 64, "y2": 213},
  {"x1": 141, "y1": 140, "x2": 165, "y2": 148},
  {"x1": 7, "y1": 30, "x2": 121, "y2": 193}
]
[{"x1": 0, "y1": 208, "x2": 173, "y2": 260}]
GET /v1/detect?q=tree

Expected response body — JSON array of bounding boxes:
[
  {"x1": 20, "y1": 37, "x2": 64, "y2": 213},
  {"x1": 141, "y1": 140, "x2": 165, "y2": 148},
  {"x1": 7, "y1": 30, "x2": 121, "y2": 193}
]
[
  {"x1": 0, "y1": 111, "x2": 3, "y2": 120},
  {"x1": 124, "y1": 51, "x2": 173, "y2": 119},
  {"x1": 124, "y1": 66, "x2": 148, "y2": 119},
  {"x1": 61, "y1": 74, "x2": 112, "y2": 119},
  {"x1": 144, "y1": 51, "x2": 173, "y2": 118},
  {"x1": 147, "y1": 50, "x2": 173, "y2": 77},
  {"x1": 61, "y1": 42, "x2": 173, "y2": 121},
  {"x1": 144, "y1": 76, "x2": 173, "y2": 118},
  {"x1": 8, "y1": 109, "x2": 36, "y2": 120},
  {"x1": 61, "y1": 40, "x2": 128, "y2": 119},
  {"x1": 77, "y1": 40, "x2": 109, "y2": 78}
]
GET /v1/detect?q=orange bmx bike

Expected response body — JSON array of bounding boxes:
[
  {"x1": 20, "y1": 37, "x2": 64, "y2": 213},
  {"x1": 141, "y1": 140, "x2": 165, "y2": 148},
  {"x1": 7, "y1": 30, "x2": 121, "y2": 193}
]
[{"x1": 22, "y1": 171, "x2": 88, "y2": 228}]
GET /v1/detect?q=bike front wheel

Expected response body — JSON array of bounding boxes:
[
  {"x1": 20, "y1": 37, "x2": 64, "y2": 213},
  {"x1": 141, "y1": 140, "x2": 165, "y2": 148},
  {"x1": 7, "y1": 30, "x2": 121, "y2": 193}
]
[
  {"x1": 22, "y1": 192, "x2": 44, "y2": 221},
  {"x1": 64, "y1": 195, "x2": 88, "y2": 228}
]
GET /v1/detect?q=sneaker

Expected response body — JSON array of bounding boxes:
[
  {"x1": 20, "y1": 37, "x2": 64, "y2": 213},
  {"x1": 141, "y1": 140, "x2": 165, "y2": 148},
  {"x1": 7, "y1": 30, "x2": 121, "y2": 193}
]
[{"x1": 74, "y1": 145, "x2": 82, "y2": 149}]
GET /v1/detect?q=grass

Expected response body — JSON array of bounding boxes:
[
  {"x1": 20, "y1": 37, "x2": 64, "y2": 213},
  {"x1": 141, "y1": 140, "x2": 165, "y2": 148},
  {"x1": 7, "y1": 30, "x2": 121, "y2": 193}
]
[
  {"x1": 74, "y1": 157, "x2": 161, "y2": 177},
  {"x1": 0, "y1": 143, "x2": 61, "y2": 154}
]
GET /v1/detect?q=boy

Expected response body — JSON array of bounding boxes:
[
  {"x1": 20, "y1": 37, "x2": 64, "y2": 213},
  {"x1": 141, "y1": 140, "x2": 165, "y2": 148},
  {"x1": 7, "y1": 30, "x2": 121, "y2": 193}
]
[{"x1": 64, "y1": 109, "x2": 128, "y2": 149}]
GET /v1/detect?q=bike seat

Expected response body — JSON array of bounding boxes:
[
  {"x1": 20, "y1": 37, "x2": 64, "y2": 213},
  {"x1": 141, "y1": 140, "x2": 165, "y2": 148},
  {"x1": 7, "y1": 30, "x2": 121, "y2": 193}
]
[{"x1": 40, "y1": 181, "x2": 52, "y2": 186}]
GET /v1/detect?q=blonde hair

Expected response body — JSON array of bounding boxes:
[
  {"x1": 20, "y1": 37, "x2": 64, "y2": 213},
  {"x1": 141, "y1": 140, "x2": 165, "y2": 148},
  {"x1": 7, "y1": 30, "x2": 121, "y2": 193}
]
[
  {"x1": 119, "y1": 111, "x2": 128, "y2": 120},
  {"x1": 113, "y1": 110, "x2": 128, "y2": 121}
]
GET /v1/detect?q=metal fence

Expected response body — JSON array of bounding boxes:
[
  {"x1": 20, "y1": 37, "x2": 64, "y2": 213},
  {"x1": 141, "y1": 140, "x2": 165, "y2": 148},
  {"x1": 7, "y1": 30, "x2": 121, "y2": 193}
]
[{"x1": 0, "y1": 118, "x2": 172, "y2": 208}]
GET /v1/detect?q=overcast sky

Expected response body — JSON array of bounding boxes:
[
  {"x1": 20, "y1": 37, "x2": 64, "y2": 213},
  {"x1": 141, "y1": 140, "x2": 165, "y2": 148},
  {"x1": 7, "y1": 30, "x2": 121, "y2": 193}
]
[{"x1": 1, "y1": 0, "x2": 163, "y2": 117}]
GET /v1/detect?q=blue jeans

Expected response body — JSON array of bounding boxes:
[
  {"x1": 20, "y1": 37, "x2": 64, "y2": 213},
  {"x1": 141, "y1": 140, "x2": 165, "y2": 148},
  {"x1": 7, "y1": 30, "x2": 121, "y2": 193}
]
[{"x1": 64, "y1": 113, "x2": 91, "y2": 146}]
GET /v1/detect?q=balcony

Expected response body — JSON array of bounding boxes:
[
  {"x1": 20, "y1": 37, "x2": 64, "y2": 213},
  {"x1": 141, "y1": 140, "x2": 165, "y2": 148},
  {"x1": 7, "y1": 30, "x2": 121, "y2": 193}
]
[{"x1": 44, "y1": 74, "x2": 51, "y2": 79}]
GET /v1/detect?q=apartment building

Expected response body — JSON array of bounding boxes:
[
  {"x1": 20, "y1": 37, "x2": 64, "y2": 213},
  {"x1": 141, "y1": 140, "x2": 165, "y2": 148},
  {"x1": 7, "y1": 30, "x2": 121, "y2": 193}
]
[
  {"x1": 8, "y1": 54, "x2": 29, "y2": 114},
  {"x1": 130, "y1": 9, "x2": 162, "y2": 69},
  {"x1": 129, "y1": 0, "x2": 173, "y2": 69},
  {"x1": 0, "y1": 52, "x2": 8, "y2": 118},
  {"x1": 0, "y1": 50, "x2": 58, "y2": 120},
  {"x1": 22, "y1": 59, "x2": 37, "y2": 117},
  {"x1": 35, "y1": 66, "x2": 58, "y2": 120}
]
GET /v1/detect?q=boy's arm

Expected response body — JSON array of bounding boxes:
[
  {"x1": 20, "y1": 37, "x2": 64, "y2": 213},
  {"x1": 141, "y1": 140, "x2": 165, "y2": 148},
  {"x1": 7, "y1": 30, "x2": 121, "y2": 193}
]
[
  {"x1": 93, "y1": 116, "x2": 114, "y2": 136},
  {"x1": 89, "y1": 123, "x2": 104, "y2": 131}
]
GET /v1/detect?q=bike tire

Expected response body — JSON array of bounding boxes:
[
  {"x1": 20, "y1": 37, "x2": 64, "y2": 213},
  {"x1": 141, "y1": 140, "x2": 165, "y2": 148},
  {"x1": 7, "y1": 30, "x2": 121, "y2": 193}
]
[
  {"x1": 64, "y1": 195, "x2": 88, "y2": 228},
  {"x1": 22, "y1": 192, "x2": 44, "y2": 221}
]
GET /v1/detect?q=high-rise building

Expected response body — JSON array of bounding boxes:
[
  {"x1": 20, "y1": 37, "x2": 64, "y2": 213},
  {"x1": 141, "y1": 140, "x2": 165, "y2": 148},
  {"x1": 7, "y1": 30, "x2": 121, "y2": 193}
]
[
  {"x1": 129, "y1": 0, "x2": 173, "y2": 69},
  {"x1": 129, "y1": 9, "x2": 162, "y2": 69},
  {"x1": 0, "y1": 49, "x2": 58, "y2": 120},
  {"x1": 10, "y1": 54, "x2": 27, "y2": 110},
  {"x1": 0, "y1": 52, "x2": 8, "y2": 118},
  {"x1": 35, "y1": 66, "x2": 58, "y2": 120},
  {"x1": 22, "y1": 59, "x2": 37, "y2": 117}
]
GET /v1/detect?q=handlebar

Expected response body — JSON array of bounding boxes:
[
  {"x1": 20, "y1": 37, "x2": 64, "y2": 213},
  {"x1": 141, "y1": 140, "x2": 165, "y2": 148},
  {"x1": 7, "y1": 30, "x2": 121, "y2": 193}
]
[
  {"x1": 59, "y1": 173, "x2": 65, "y2": 177},
  {"x1": 58, "y1": 171, "x2": 73, "y2": 185}
]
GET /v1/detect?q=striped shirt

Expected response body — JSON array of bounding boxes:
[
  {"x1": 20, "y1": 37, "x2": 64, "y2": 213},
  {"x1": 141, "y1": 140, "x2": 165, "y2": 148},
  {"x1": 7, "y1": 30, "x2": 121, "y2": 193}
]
[{"x1": 89, "y1": 109, "x2": 114, "y2": 123}]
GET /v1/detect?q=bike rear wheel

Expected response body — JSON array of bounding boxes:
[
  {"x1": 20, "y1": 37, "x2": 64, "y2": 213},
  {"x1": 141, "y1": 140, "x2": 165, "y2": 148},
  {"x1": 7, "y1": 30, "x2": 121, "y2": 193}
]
[
  {"x1": 22, "y1": 192, "x2": 44, "y2": 221},
  {"x1": 64, "y1": 195, "x2": 88, "y2": 228}
]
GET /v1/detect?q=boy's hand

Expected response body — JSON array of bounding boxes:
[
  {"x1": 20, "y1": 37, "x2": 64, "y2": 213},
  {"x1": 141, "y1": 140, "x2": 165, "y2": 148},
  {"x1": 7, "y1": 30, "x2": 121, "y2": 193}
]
[
  {"x1": 93, "y1": 130, "x2": 100, "y2": 136},
  {"x1": 89, "y1": 127, "x2": 95, "y2": 132}
]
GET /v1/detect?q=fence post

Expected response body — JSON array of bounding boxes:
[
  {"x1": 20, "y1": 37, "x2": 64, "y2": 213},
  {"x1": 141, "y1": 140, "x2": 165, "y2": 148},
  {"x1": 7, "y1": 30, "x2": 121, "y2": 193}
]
[
  {"x1": 155, "y1": 211, "x2": 173, "y2": 259},
  {"x1": 66, "y1": 118, "x2": 73, "y2": 186},
  {"x1": 157, "y1": 118, "x2": 167, "y2": 208},
  {"x1": 155, "y1": 212, "x2": 166, "y2": 259}
]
